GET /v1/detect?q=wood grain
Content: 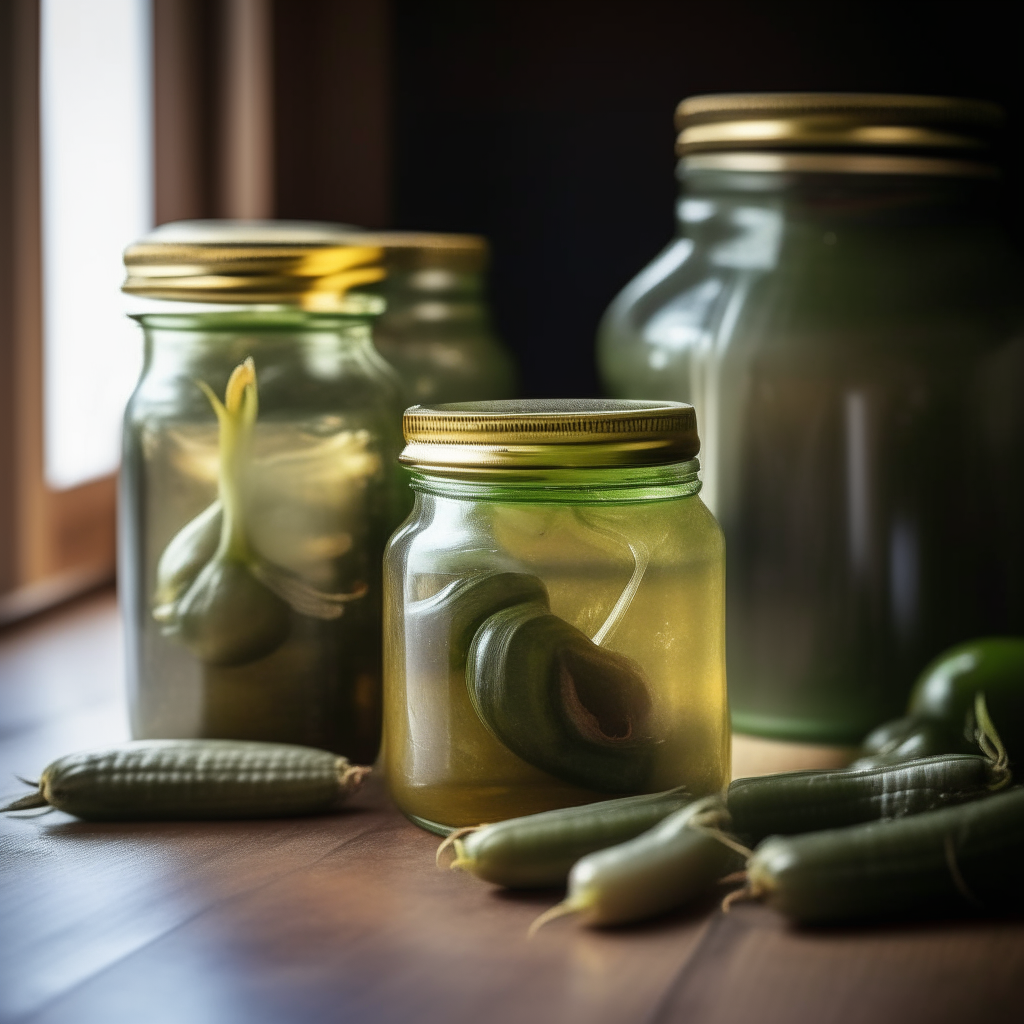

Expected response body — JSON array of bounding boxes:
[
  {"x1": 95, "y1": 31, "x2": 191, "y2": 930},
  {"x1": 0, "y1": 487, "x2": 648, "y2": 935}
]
[{"x1": 1, "y1": 591, "x2": 1023, "y2": 1024}]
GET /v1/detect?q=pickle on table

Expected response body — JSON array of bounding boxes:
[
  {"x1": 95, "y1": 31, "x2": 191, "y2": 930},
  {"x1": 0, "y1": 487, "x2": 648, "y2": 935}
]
[
  {"x1": 1, "y1": 740, "x2": 369, "y2": 820},
  {"x1": 728, "y1": 751, "x2": 1009, "y2": 844},
  {"x1": 446, "y1": 786, "x2": 694, "y2": 888},
  {"x1": 746, "y1": 785, "x2": 1024, "y2": 924}
]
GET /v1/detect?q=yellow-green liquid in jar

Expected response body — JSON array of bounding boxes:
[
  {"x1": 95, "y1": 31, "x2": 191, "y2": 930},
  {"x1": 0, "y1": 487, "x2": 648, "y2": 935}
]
[
  {"x1": 129, "y1": 415, "x2": 392, "y2": 761},
  {"x1": 384, "y1": 491, "x2": 729, "y2": 830}
]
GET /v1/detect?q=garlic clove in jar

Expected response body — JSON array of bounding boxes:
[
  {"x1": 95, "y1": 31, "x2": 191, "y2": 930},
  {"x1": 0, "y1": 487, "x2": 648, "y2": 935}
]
[
  {"x1": 153, "y1": 500, "x2": 222, "y2": 621},
  {"x1": 170, "y1": 557, "x2": 291, "y2": 666}
]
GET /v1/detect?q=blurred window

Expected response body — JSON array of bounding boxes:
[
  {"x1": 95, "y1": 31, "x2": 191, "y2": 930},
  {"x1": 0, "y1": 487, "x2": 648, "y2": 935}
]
[{"x1": 40, "y1": 0, "x2": 152, "y2": 489}]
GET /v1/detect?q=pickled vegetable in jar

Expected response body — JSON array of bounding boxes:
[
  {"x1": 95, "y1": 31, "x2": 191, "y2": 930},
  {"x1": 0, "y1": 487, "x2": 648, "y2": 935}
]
[
  {"x1": 369, "y1": 232, "x2": 516, "y2": 404},
  {"x1": 383, "y1": 399, "x2": 728, "y2": 833},
  {"x1": 120, "y1": 221, "x2": 408, "y2": 762}
]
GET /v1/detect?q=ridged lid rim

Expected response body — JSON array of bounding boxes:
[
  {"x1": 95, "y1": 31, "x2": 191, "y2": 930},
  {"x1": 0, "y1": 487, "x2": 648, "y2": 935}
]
[
  {"x1": 122, "y1": 220, "x2": 386, "y2": 309},
  {"x1": 673, "y1": 92, "x2": 1003, "y2": 163},
  {"x1": 400, "y1": 399, "x2": 700, "y2": 471}
]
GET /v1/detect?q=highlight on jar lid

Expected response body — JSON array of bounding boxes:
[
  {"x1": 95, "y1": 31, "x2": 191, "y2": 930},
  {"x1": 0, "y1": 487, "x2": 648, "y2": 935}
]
[
  {"x1": 674, "y1": 93, "x2": 1004, "y2": 176},
  {"x1": 400, "y1": 399, "x2": 700, "y2": 471},
  {"x1": 359, "y1": 232, "x2": 488, "y2": 274},
  {"x1": 121, "y1": 219, "x2": 386, "y2": 311}
]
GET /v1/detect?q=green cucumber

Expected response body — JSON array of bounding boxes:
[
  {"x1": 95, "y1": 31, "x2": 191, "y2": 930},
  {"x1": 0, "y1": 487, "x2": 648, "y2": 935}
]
[
  {"x1": 531, "y1": 796, "x2": 741, "y2": 930},
  {"x1": 447, "y1": 786, "x2": 694, "y2": 888},
  {"x1": 727, "y1": 752, "x2": 1009, "y2": 844},
  {"x1": 1, "y1": 739, "x2": 369, "y2": 820},
  {"x1": 747, "y1": 785, "x2": 1024, "y2": 924}
]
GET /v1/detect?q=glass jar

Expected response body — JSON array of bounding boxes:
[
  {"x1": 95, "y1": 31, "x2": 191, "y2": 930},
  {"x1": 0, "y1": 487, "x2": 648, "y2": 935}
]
[
  {"x1": 383, "y1": 399, "x2": 728, "y2": 833},
  {"x1": 368, "y1": 233, "x2": 517, "y2": 404},
  {"x1": 120, "y1": 221, "x2": 408, "y2": 763},
  {"x1": 598, "y1": 95, "x2": 1024, "y2": 746}
]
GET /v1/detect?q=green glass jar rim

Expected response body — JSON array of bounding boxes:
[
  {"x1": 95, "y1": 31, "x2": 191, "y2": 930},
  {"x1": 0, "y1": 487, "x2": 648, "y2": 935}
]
[
  {"x1": 130, "y1": 307, "x2": 381, "y2": 331},
  {"x1": 406, "y1": 459, "x2": 703, "y2": 504}
]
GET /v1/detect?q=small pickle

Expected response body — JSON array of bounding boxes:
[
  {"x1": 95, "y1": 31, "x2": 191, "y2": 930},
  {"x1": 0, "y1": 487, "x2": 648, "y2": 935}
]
[
  {"x1": 445, "y1": 786, "x2": 693, "y2": 888},
  {"x1": 530, "y1": 796, "x2": 741, "y2": 931},
  {"x1": 745, "y1": 785, "x2": 1024, "y2": 924},
  {"x1": 728, "y1": 753, "x2": 1009, "y2": 845},
  {"x1": 732, "y1": 694, "x2": 1010, "y2": 842},
  {"x1": 1, "y1": 740, "x2": 369, "y2": 820}
]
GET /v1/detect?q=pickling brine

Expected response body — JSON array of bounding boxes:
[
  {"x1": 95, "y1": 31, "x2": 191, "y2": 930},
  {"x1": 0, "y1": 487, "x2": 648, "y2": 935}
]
[
  {"x1": 382, "y1": 400, "x2": 729, "y2": 832},
  {"x1": 120, "y1": 223, "x2": 407, "y2": 762},
  {"x1": 598, "y1": 94, "x2": 1024, "y2": 747}
]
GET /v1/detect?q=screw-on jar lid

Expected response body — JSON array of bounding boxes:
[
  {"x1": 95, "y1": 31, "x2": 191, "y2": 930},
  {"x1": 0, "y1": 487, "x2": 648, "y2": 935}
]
[
  {"x1": 122, "y1": 220, "x2": 385, "y2": 311},
  {"x1": 400, "y1": 399, "x2": 700, "y2": 471},
  {"x1": 361, "y1": 232, "x2": 488, "y2": 273},
  {"x1": 675, "y1": 93, "x2": 1003, "y2": 176}
]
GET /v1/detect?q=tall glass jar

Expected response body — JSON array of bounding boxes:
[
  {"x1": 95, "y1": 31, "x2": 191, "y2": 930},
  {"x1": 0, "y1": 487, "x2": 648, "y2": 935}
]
[
  {"x1": 383, "y1": 400, "x2": 728, "y2": 833},
  {"x1": 368, "y1": 233, "x2": 517, "y2": 404},
  {"x1": 120, "y1": 221, "x2": 407, "y2": 763},
  {"x1": 599, "y1": 95, "x2": 1024, "y2": 747}
]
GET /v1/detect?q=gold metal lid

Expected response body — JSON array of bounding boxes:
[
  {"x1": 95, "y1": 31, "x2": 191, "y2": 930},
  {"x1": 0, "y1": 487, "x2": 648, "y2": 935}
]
[
  {"x1": 122, "y1": 220, "x2": 386, "y2": 311},
  {"x1": 675, "y1": 93, "x2": 1003, "y2": 169},
  {"x1": 400, "y1": 399, "x2": 700, "y2": 471},
  {"x1": 363, "y1": 232, "x2": 488, "y2": 273}
]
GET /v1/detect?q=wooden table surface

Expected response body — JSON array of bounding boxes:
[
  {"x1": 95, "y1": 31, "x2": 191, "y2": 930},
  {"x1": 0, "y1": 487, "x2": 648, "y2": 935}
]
[{"x1": 2, "y1": 592, "x2": 1023, "y2": 1024}]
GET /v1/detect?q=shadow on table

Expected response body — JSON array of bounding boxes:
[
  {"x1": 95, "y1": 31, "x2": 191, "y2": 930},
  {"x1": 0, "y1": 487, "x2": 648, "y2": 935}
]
[
  {"x1": 492, "y1": 883, "x2": 726, "y2": 934},
  {"x1": 36, "y1": 803, "x2": 379, "y2": 840}
]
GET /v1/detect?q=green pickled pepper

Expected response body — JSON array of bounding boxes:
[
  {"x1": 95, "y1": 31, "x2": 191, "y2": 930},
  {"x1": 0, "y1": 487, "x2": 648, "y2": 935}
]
[
  {"x1": 406, "y1": 571, "x2": 552, "y2": 672},
  {"x1": 412, "y1": 568, "x2": 658, "y2": 794},
  {"x1": 467, "y1": 599, "x2": 655, "y2": 794},
  {"x1": 908, "y1": 638, "x2": 1024, "y2": 762},
  {"x1": 855, "y1": 637, "x2": 1024, "y2": 767}
]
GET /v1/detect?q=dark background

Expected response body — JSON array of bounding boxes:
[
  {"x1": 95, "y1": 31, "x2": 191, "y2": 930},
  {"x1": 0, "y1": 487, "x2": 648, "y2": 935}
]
[
  {"x1": 385, "y1": 2, "x2": 1024, "y2": 397},
  {"x1": 276, "y1": 2, "x2": 1024, "y2": 397}
]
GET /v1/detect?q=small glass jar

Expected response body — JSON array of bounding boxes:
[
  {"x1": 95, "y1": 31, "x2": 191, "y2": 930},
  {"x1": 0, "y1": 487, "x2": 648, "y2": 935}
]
[
  {"x1": 599, "y1": 94, "x2": 1024, "y2": 747},
  {"x1": 120, "y1": 221, "x2": 408, "y2": 762},
  {"x1": 368, "y1": 233, "x2": 517, "y2": 404},
  {"x1": 383, "y1": 400, "x2": 728, "y2": 833}
]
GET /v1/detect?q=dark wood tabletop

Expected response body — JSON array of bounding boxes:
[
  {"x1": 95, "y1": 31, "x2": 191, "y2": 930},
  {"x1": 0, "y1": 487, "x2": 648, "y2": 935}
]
[{"x1": 2, "y1": 591, "x2": 1022, "y2": 1024}]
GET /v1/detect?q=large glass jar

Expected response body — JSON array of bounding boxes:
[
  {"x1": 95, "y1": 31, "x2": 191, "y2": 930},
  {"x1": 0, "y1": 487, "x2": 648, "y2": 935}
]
[
  {"x1": 368, "y1": 233, "x2": 517, "y2": 404},
  {"x1": 599, "y1": 95, "x2": 1024, "y2": 747},
  {"x1": 120, "y1": 221, "x2": 407, "y2": 763},
  {"x1": 383, "y1": 400, "x2": 728, "y2": 833}
]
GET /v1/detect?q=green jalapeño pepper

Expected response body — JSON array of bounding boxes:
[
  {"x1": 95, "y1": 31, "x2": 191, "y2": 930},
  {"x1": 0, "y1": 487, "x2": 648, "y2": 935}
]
[
  {"x1": 857, "y1": 638, "x2": 1024, "y2": 768},
  {"x1": 907, "y1": 638, "x2": 1024, "y2": 764}
]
